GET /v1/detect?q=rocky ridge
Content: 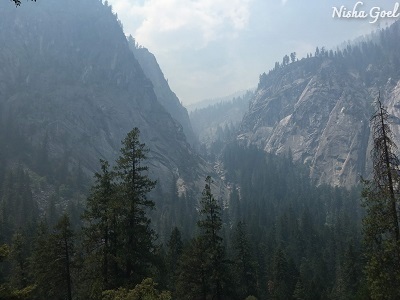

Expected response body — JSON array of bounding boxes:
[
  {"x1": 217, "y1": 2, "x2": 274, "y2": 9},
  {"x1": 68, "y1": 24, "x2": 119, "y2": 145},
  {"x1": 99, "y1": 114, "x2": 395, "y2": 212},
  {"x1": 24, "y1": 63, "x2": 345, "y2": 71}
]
[
  {"x1": 239, "y1": 22, "x2": 400, "y2": 187},
  {"x1": 128, "y1": 38, "x2": 197, "y2": 148},
  {"x1": 0, "y1": 0, "x2": 210, "y2": 198}
]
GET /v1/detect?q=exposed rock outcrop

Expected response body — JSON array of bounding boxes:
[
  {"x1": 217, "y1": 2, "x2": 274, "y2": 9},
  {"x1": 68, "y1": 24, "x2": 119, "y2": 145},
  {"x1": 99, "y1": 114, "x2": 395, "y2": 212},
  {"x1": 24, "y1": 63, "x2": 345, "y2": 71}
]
[
  {"x1": 240, "y1": 22, "x2": 400, "y2": 187},
  {"x1": 0, "y1": 0, "x2": 208, "y2": 197}
]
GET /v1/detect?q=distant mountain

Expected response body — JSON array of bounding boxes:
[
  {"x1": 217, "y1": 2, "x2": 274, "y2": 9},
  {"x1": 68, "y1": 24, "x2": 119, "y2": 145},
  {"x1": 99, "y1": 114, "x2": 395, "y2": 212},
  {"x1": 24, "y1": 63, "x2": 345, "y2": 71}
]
[
  {"x1": 0, "y1": 0, "x2": 211, "y2": 203},
  {"x1": 186, "y1": 89, "x2": 252, "y2": 112},
  {"x1": 239, "y1": 21, "x2": 400, "y2": 187},
  {"x1": 190, "y1": 91, "x2": 253, "y2": 149},
  {"x1": 128, "y1": 38, "x2": 197, "y2": 147}
]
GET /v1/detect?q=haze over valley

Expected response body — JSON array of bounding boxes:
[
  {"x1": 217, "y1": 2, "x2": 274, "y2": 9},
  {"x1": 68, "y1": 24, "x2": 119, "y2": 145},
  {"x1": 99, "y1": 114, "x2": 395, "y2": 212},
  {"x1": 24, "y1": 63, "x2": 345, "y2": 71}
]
[{"x1": 0, "y1": 1, "x2": 400, "y2": 299}]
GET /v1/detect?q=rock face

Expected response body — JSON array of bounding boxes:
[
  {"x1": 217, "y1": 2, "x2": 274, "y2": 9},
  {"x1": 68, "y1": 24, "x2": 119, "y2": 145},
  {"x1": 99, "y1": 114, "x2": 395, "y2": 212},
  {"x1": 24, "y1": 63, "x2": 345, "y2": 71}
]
[
  {"x1": 190, "y1": 91, "x2": 253, "y2": 148},
  {"x1": 128, "y1": 39, "x2": 197, "y2": 147},
  {"x1": 240, "y1": 22, "x2": 400, "y2": 187},
  {"x1": 0, "y1": 0, "x2": 205, "y2": 195}
]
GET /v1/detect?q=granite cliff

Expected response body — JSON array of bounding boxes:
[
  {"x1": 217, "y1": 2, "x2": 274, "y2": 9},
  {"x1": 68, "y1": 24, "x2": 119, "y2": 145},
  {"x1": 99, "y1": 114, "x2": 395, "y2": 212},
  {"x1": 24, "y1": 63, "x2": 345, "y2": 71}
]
[
  {"x1": 239, "y1": 22, "x2": 400, "y2": 187},
  {"x1": 0, "y1": 0, "x2": 208, "y2": 198},
  {"x1": 128, "y1": 38, "x2": 197, "y2": 148}
]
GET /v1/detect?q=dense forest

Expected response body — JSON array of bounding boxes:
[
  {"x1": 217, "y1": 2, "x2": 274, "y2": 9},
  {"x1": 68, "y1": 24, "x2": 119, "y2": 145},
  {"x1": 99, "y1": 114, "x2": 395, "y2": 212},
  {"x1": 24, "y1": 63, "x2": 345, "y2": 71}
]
[
  {"x1": 1, "y1": 1, "x2": 400, "y2": 300},
  {"x1": 0, "y1": 87, "x2": 399, "y2": 299},
  {"x1": 0, "y1": 124, "x2": 370, "y2": 299}
]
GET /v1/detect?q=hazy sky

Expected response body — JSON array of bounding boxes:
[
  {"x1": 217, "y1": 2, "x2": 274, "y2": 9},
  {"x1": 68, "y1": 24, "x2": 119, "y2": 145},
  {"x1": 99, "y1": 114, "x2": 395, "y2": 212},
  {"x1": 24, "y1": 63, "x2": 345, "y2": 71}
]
[{"x1": 107, "y1": 0, "x2": 399, "y2": 105}]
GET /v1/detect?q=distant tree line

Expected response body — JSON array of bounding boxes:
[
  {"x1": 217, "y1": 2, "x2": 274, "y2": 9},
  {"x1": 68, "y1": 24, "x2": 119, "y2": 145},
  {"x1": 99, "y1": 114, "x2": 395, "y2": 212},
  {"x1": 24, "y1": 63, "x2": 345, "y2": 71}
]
[{"x1": 260, "y1": 22, "x2": 400, "y2": 89}]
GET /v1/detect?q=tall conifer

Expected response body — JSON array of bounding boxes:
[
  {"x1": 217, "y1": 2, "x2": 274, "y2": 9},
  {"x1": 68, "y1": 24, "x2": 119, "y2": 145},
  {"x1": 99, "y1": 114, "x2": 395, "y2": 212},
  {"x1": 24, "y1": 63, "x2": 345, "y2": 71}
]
[
  {"x1": 362, "y1": 95, "x2": 400, "y2": 299},
  {"x1": 115, "y1": 128, "x2": 157, "y2": 284}
]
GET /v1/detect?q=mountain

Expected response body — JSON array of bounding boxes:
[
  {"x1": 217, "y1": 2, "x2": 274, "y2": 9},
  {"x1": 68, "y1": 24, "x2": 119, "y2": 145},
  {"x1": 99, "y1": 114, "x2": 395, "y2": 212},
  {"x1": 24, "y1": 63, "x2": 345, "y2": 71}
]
[
  {"x1": 186, "y1": 89, "x2": 251, "y2": 112},
  {"x1": 128, "y1": 38, "x2": 197, "y2": 147},
  {"x1": 239, "y1": 22, "x2": 400, "y2": 187},
  {"x1": 0, "y1": 0, "x2": 208, "y2": 202},
  {"x1": 190, "y1": 90, "x2": 253, "y2": 149},
  {"x1": 0, "y1": 3, "x2": 386, "y2": 298}
]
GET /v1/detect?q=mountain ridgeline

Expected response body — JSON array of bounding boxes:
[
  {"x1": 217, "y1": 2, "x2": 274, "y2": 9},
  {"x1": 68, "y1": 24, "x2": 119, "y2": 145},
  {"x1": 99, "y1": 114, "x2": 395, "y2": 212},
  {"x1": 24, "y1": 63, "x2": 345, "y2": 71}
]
[
  {"x1": 0, "y1": 0, "x2": 208, "y2": 201},
  {"x1": 128, "y1": 38, "x2": 197, "y2": 148},
  {"x1": 239, "y1": 21, "x2": 400, "y2": 187}
]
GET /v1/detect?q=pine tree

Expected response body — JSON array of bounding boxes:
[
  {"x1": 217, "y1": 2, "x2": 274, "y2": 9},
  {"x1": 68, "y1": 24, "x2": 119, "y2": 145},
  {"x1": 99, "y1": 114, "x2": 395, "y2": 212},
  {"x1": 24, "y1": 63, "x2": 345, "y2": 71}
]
[
  {"x1": 82, "y1": 159, "x2": 120, "y2": 291},
  {"x1": 176, "y1": 237, "x2": 209, "y2": 300},
  {"x1": 81, "y1": 128, "x2": 157, "y2": 294},
  {"x1": 30, "y1": 215, "x2": 75, "y2": 300},
  {"x1": 0, "y1": 168, "x2": 38, "y2": 242},
  {"x1": 271, "y1": 248, "x2": 290, "y2": 299},
  {"x1": 232, "y1": 221, "x2": 257, "y2": 298},
  {"x1": 9, "y1": 232, "x2": 29, "y2": 290},
  {"x1": 102, "y1": 277, "x2": 172, "y2": 300},
  {"x1": 176, "y1": 177, "x2": 228, "y2": 300},
  {"x1": 362, "y1": 95, "x2": 400, "y2": 299},
  {"x1": 270, "y1": 248, "x2": 298, "y2": 300},
  {"x1": 197, "y1": 176, "x2": 226, "y2": 300},
  {"x1": 166, "y1": 227, "x2": 183, "y2": 293},
  {"x1": 114, "y1": 127, "x2": 157, "y2": 285},
  {"x1": 55, "y1": 214, "x2": 74, "y2": 300}
]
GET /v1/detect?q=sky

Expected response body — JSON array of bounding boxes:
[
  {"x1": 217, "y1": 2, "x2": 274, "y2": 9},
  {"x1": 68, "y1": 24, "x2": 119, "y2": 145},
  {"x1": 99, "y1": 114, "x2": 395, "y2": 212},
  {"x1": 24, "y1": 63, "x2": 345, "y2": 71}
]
[{"x1": 107, "y1": 0, "x2": 400, "y2": 105}]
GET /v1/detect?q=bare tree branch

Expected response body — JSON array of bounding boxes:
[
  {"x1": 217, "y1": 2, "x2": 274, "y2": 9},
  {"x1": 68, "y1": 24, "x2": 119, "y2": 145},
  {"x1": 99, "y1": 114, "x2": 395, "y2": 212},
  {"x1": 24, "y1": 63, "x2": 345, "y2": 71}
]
[{"x1": 11, "y1": 0, "x2": 36, "y2": 7}]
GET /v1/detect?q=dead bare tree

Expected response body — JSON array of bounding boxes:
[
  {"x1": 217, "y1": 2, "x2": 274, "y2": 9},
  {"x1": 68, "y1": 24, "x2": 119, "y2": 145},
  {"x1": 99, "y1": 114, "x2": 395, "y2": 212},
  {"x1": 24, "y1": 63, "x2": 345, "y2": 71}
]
[{"x1": 362, "y1": 93, "x2": 400, "y2": 299}]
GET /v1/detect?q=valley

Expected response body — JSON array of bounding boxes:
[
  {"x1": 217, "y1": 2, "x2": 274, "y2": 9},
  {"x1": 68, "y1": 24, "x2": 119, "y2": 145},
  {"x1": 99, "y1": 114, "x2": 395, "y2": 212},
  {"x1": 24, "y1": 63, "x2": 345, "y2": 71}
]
[{"x1": 0, "y1": 1, "x2": 399, "y2": 299}]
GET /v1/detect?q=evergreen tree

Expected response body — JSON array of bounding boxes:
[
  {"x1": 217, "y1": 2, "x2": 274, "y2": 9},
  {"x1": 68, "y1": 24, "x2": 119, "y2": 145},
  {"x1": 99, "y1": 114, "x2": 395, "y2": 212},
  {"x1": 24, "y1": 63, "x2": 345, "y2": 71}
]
[
  {"x1": 0, "y1": 168, "x2": 38, "y2": 242},
  {"x1": 55, "y1": 214, "x2": 74, "y2": 300},
  {"x1": 30, "y1": 215, "x2": 75, "y2": 300},
  {"x1": 46, "y1": 194, "x2": 59, "y2": 227},
  {"x1": 176, "y1": 237, "x2": 209, "y2": 300},
  {"x1": 232, "y1": 221, "x2": 257, "y2": 299},
  {"x1": 362, "y1": 96, "x2": 400, "y2": 299},
  {"x1": 9, "y1": 232, "x2": 30, "y2": 290},
  {"x1": 315, "y1": 47, "x2": 320, "y2": 57},
  {"x1": 331, "y1": 245, "x2": 362, "y2": 300},
  {"x1": 176, "y1": 176, "x2": 229, "y2": 300},
  {"x1": 290, "y1": 52, "x2": 296, "y2": 63},
  {"x1": 102, "y1": 278, "x2": 172, "y2": 300},
  {"x1": 114, "y1": 127, "x2": 157, "y2": 285},
  {"x1": 0, "y1": 232, "x2": 35, "y2": 300},
  {"x1": 81, "y1": 128, "x2": 157, "y2": 295},
  {"x1": 282, "y1": 55, "x2": 290, "y2": 66},
  {"x1": 82, "y1": 159, "x2": 119, "y2": 292},
  {"x1": 197, "y1": 176, "x2": 226, "y2": 300},
  {"x1": 166, "y1": 227, "x2": 183, "y2": 293},
  {"x1": 271, "y1": 248, "x2": 291, "y2": 299}
]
